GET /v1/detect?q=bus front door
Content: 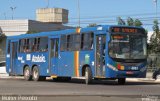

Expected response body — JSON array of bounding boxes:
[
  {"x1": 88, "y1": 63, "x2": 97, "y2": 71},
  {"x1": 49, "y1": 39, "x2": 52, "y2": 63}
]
[
  {"x1": 95, "y1": 35, "x2": 106, "y2": 77},
  {"x1": 10, "y1": 41, "x2": 18, "y2": 75},
  {"x1": 50, "y1": 38, "x2": 59, "y2": 76}
]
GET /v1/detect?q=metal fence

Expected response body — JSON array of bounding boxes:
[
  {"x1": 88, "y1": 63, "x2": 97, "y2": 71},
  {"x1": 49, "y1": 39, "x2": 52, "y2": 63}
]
[{"x1": 147, "y1": 53, "x2": 160, "y2": 72}]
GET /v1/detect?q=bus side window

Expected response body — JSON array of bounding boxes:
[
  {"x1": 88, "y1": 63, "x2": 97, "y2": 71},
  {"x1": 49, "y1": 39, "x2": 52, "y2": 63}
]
[
  {"x1": 24, "y1": 39, "x2": 30, "y2": 52},
  {"x1": 7, "y1": 40, "x2": 10, "y2": 54},
  {"x1": 60, "y1": 35, "x2": 67, "y2": 51},
  {"x1": 51, "y1": 39, "x2": 59, "y2": 57},
  {"x1": 55, "y1": 39, "x2": 59, "y2": 57},
  {"x1": 68, "y1": 35, "x2": 74, "y2": 51},
  {"x1": 19, "y1": 39, "x2": 27, "y2": 53},
  {"x1": 39, "y1": 37, "x2": 48, "y2": 52},
  {"x1": 67, "y1": 35, "x2": 71, "y2": 51},
  {"x1": 81, "y1": 32, "x2": 94, "y2": 50},
  {"x1": 72, "y1": 34, "x2": 81, "y2": 51},
  {"x1": 29, "y1": 38, "x2": 35, "y2": 52}
]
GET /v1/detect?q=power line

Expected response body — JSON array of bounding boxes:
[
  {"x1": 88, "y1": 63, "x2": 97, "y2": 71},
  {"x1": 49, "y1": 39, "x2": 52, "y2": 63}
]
[{"x1": 69, "y1": 12, "x2": 160, "y2": 20}]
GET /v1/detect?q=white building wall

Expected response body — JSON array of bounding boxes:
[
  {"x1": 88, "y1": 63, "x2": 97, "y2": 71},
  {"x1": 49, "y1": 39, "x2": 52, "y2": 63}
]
[
  {"x1": 0, "y1": 20, "x2": 29, "y2": 36},
  {"x1": 0, "y1": 19, "x2": 73, "y2": 36}
]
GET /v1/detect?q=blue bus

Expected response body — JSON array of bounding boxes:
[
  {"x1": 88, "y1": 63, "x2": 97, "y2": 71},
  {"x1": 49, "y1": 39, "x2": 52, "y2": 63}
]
[{"x1": 6, "y1": 25, "x2": 147, "y2": 84}]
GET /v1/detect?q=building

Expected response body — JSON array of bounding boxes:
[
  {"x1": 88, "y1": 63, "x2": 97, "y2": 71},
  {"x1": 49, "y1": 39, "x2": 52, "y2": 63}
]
[
  {"x1": 0, "y1": 8, "x2": 72, "y2": 61},
  {"x1": 36, "y1": 8, "x2": 68, "y2": 24},
  {"x1": 0, "y1": 8, "x2": 70, "y2": 36},
  {"x1": 0, "y1": 19, "x2": 73, "y2": 61},
  {"x1": 0, "y1": 19, "x2": 72, "y2": 36}
]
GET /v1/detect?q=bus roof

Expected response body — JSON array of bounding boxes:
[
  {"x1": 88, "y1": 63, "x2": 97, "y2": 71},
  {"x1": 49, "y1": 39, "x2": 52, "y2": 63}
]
[{"x1": 7, "y1": 25, "x2": 144, "y2": 40}]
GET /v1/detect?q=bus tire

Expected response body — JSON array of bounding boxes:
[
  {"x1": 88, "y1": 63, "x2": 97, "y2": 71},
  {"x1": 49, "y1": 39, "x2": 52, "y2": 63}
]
[
  {"x1": 32, "y1": 66, "x2": 41, "y2": 81},
  {"x1": 85, "y1": 67, "x2": 92, "y2": 85},
  {"x1": 24, "y1": 66, "x2": 32, "y2": 81},
  {"x1": 118, "y1": 78, "x2": 126, "y2": 85}
]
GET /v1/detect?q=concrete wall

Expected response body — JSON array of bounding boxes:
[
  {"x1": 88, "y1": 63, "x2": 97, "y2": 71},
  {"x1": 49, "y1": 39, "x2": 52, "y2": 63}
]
[{"x1": 36, "y1": 8, "x2": 68, "y2": 24}]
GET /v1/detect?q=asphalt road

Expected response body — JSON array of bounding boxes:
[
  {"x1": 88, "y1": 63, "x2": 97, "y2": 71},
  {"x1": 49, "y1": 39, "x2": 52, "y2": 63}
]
[{"x1": 0, "y1": 78, "x2": 160, "y2": 101}]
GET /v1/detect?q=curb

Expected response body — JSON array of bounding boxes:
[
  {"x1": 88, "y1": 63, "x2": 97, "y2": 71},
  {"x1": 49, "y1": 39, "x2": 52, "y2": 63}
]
[
  {"x1": 0, "y1": 73, "x2": 24, "y2": 79},
  {"x1": 127, "y1": 78, "x2": 160, "y2": 83},
  {"x1": 1, "y1": 74, "x2": 160, "y2": 83}
]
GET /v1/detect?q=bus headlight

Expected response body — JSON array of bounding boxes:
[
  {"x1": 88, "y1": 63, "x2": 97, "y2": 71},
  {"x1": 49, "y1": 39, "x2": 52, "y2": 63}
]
[
  {"x1": 140, "y1": 66, "x2": 147, "y2": 72},
  {"x1": 107, "y1": 64, "x2": 118, "y2": 71}
]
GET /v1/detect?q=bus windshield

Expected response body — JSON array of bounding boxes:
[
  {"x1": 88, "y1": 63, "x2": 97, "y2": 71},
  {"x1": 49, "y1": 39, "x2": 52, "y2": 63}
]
[{"x1": 109, "y1": 34, "x2": 147, "y2": 60}]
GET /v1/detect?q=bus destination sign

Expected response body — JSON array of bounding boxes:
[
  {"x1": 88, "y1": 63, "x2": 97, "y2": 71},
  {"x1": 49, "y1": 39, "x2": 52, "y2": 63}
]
[{"x1": 111, "y1": 27, "x2": 143, "y2": 33}]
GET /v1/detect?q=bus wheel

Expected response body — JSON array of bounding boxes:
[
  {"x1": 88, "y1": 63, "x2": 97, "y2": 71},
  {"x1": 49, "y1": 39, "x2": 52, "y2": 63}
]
[
  {"x1": 32, "y1": 66, "x2": 40, "y2": 81},
  {"x1": 24, "y1": 66, "x2": 32, "y2": 81},
  {"x1": 85, "y1": 67, "x2": 92, "y2": 85},
  {"x1": 118, "y1": 78, "x2": 126, "y2": 85},
  {"x1": 32, "y1": 66, "x2": 46, "y2": 81}
]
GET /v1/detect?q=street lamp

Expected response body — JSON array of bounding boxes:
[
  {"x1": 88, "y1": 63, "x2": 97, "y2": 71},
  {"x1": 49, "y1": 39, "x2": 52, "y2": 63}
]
[{"x1": 10, "y1": 7, "x2": 16, "y2": 20}]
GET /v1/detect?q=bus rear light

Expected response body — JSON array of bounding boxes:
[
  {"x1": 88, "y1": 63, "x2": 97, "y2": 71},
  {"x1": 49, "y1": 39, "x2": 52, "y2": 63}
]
[
  {"x1": 117, "y1": 64, "x2": 124, "y2": 70},
  {"x1": 117, "y1": 64, "x2": 121, "y2": 70},
  {"x1": 120, "y1": 66, "x2": 124, "y2": 70}
]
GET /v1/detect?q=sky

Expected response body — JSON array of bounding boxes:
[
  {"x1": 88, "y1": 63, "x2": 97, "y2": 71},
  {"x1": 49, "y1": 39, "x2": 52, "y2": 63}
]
[{"x1": 0, "y1": 0, "x2": 160, "y2": 31}]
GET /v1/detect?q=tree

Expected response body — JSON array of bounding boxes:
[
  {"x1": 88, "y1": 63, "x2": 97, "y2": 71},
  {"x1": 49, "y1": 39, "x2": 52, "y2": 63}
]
[
  {"x1": 127, "y1": 17, "x2": 134, "y2": 26},
  {"x1": 150, "y1": 20, "x2": 160, "y2": 53},
  {"x1": 26, "y1": 30, "x2": 39, "y2": 34},
  {"x1": 0, "y1": 33, "x2": 6, "y2": 42},
  {"x1": 117, "y1": 17, "x2": 143, "y2": 27},
  {"x1": 117, "y1": 17, "x2": 126, "y2": 25},
  {"x1": 134, "y1": 19, "x2": 143, "y2": 27}
]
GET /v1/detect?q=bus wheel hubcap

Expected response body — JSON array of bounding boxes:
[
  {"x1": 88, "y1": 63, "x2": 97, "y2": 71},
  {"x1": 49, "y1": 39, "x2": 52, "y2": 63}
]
[
  {"x1": 34, "y1": 70, "x2": 38, "y2": 79},
  {"x1": 85, "y1": 70, "x2": 88, "y2": 80},
  {"x1": 25, "y1": 69, "x2": 29, "y2": 77}
]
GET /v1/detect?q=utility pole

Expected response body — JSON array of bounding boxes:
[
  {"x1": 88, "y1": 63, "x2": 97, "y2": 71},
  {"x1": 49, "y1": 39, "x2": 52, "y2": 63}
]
[
  {"x1": 10, "y1": 7, "x2": 16, "y2": 20},
  {"x1": 77, "y1": 0, "x2": 80, "y2": 27},
  {"x1": 153, "y1": 0, "x2": 158, "y2": 19}
]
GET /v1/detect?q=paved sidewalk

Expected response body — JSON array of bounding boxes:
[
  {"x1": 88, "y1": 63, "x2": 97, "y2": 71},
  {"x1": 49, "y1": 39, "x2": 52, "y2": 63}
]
[{"x1": 0, "y1": 73, "x2": 24, "y2": 79}]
